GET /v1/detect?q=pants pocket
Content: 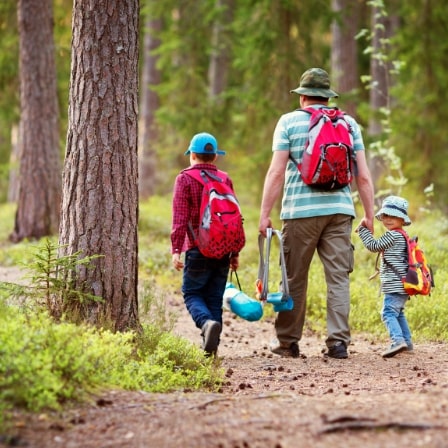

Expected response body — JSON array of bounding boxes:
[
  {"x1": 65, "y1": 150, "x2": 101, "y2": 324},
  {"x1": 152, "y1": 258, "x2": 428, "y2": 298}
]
[
  {"x1": 348, "y1": 243, "x2": 355, "y2": 274},
  {"x1": 185, "y1": 249, "x2": 207, "y2": 277}
]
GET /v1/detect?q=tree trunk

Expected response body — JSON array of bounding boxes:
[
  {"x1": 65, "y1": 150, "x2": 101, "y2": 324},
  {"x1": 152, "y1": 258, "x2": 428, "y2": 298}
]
[
  {"x1": 138, "y1": 14, "x2": 161, "y2": 199},
  {"x1": 11, "y1": 0, "x2": 61, "y2": 242},
  {"x1": 8, "y1": 124, "x2": 20, "y2": 203},
  {"x1": 59, "y1": 0, "x2": 140, "y2": 332},
  {"x1": 331, "y1": 0, "x2": 360, "y2": 117},
  {"x1": 367, "y1": 4, "x2": 400, "y2": 185},
  {"x1": 208, "y1": 0, "x2": 234, "y2": 100},
  {"x1": 368, "y1": 5, "x2": 399, "y2": 136}
]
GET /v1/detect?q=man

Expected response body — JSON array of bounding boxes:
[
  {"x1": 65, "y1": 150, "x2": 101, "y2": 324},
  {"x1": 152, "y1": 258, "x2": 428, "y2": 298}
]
[{"x1": 259, "y1": 68, "x2": 374, "y2": 359}]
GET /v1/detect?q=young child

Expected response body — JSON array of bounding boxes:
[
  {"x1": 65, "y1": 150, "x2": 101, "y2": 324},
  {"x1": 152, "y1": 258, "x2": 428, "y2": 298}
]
[
  {"x1": 171, "y1": 132, "x2": 239, "y2": 356},
  {"x1": 357, "y1": 195, "x2": 413, "y2": 358}
]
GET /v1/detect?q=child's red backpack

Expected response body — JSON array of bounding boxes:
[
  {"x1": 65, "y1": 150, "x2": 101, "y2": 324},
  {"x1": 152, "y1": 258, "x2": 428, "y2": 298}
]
[
  {"x1": 289, "y1": 107, "x2": 356, "y2": 190},
  {"x1": 386, "y1": 229, "x2": 434, "y2": 296},
  {"x1": 184, "y1": 168, "x2": 245, "y2": 259}
]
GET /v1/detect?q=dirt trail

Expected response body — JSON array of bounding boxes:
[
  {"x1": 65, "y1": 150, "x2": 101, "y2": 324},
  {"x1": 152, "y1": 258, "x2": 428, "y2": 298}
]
[{"x1": 1, "y1": 267, "x2": 448, "y2": 448}]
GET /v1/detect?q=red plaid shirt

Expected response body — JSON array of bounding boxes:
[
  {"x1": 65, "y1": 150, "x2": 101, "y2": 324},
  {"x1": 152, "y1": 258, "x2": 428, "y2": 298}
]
[{"x1": 171, "y1": 164, "x2": 234, "y2": 254}]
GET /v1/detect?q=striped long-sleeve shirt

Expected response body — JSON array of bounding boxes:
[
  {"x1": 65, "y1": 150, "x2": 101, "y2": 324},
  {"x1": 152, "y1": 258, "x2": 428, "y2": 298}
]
[{"x1": 358, "y1": 226, "x2": 408, "y2": 294}]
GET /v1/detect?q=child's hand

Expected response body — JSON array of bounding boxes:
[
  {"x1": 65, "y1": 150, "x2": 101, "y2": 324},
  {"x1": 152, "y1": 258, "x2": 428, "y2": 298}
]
[
  {"x1": 172, "y1": 253, "x2": 184, "y2": 271},
  {"x1": 354, "y1": 223, "x2": 363, "y2": 233},
  {"x1": 230, "y1": 254, "x2": 239, "y2": 271},
  {"x1": 355, "y1": 218, "x2": 372, "y2": 234}
]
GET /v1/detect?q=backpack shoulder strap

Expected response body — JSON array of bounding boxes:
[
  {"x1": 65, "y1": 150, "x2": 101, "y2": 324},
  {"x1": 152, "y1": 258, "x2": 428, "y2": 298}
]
[
  {"x1": 393, "y1": 228, "x2": 409, "y2": 238},
  {"x1": 393, "y1": 228, "x2": 412, "y2": 250},
  {"x1": 216, "y1": 169, "x2": 228, "y2": 181},
  {"x1": 297, "y1": 106, "x2": 341, "y2": 114},
  {"x1": 183, "y1": 168, "x2": 206, "y2": 185},
  {"x1": 184, "y1": 167, "x2": 228, "y2": 184},
  {"x1": 382, "y1": 229, "x2": 410, "y2": 279},
  {"x1": 295, "y1": 107, "x2": 312, "y2": 114}
]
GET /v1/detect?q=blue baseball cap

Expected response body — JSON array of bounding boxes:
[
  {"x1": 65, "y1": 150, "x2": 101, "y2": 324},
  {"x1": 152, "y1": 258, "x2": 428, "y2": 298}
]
[{"x1": 184, "y1": 132, "x2": 226, "y2": 156}]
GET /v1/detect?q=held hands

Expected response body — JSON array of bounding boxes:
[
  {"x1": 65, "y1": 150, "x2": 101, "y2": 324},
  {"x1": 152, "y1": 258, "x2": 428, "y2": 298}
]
[{"x1": 355, "y1": 216, "x2": 374, "y2": 234}]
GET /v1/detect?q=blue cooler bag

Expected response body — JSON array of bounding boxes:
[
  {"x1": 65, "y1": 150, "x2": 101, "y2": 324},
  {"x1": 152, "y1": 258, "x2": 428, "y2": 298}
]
[{"x1": 223, "y1": 273, "x2": 263, "y2": 322}]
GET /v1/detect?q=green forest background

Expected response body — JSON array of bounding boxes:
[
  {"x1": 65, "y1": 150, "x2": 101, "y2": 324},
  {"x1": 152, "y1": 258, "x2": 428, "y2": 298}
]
[
  {"x1": 2, "y1": 1, "x2": 448, "y2": 423},
  {"x1": 1, "y1": 0, "x2": 448, "y2": 214}
]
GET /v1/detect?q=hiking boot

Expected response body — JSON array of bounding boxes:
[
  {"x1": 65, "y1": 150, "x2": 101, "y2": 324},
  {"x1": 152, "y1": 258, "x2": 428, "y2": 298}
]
[
  {"x1": 269, "y1": 340, "x2": 300, "y2": 358},
  {"x1": 404, "y1": 343, "x2": 414, "y2": 354},
  {"x1": 382, "y1": 341, "x2": 408, "y2": 358},
  {"x1": 201, "y1": 320, "x2": 221, "y2": 356},
  {"x1": 325, "y1": 341, "x2": 348, "y2": 359}
]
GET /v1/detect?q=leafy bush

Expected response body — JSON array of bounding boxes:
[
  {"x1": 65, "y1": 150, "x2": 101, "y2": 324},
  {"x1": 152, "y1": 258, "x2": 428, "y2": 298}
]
[{"x1": 0, "y1": 305, "x2": 222, "y2": 431}]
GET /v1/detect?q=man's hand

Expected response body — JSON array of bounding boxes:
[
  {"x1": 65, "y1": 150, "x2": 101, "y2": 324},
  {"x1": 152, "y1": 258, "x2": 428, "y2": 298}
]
[
  {"x1": 258, "y1": 217, "x2": 273, "y2": 237},
  {"x1": 355, "y1": 216, "x2": 374, "y2": 234}
]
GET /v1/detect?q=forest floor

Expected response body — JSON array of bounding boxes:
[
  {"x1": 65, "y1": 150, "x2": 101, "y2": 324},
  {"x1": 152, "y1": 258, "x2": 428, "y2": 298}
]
[{"x1": 1, "y1": 265, "x2": 448, "y2": 448}]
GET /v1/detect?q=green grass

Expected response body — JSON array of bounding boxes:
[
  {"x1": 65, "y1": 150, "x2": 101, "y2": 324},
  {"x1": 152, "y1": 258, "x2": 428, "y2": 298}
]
[
  {"x1": 0, "y1": 196, "x2": 448, "y2": 431},
  {"x1": 2, "y1": 198, "x2": 448, "y2": 342}
]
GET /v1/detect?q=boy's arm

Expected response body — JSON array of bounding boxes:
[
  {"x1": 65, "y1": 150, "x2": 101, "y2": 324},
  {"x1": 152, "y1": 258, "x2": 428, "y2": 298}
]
[{"x1": 171, "y1": 174, "x2": 189, "y2": 255}]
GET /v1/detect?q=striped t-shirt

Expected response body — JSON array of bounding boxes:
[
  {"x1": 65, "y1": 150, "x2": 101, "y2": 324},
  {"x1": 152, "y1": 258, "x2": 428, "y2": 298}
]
[
  {"x1": 358, "y1": 226, "x2": 409, "y2": 294},
  {"x1": 272, "y1": 105, "x2": 365, "y2": 220}
]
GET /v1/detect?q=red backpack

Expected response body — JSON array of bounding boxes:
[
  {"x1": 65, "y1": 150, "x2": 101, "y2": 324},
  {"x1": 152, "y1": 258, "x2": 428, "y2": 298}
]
[
  {"x1": 184, "y1": 169, "x2": 245, "y2": 259},
  {"x1": 382, "y1": 229, "x2": 434, "y2": 296},
  {"x1": 289, "y1": 107, "x2": 356, "y2": 190}
]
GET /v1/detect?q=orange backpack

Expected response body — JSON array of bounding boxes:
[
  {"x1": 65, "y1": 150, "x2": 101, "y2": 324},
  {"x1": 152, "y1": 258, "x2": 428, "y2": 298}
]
[{"x1": 385, "y1": 229, "x2": 434, "y2": 296}]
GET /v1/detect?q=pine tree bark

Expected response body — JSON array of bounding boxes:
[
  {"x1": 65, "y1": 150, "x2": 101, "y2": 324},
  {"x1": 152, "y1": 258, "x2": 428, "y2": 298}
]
[
  {"x1": 59, "y1": 0, "x2": 140, "y2": 331},
  {"x1": 11, "y1": 0, "x2": 61, "y2": 242}
]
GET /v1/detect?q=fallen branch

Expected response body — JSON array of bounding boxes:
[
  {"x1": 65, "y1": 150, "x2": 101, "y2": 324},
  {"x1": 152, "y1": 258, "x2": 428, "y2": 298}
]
[
  {"x1": 319, "y1": 420, "x2": 445, "y2": 434},
  {"x1": 191, "y1": 393, "x2": 294, "y2": 410}
]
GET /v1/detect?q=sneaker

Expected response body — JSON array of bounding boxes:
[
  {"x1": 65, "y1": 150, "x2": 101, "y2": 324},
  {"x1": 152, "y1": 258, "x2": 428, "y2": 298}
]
[
  {"x1": 270, "y1": 340, "x2": 300, "y2": 358},
  {"x1": 325, "y1": 341, "x2": 348, "y2": 359},
  {"x1": 201, "y1": 320, "x2": 221, "y2": 356},
  {"x1": 382, "y1": 341, "x2": 408, "y2": 358}
]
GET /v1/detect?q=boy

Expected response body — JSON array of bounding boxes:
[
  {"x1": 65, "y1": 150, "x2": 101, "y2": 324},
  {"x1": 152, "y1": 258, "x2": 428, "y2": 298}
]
[
  {"x1": 171, "y1": 132, "x2": 239, "y2": 356},
  {"x1": 356, "y1": 196, "x2": 413, "y2": 357}
]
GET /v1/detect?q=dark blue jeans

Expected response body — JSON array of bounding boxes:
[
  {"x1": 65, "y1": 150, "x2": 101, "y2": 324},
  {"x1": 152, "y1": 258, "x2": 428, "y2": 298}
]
[{"x1": 182, "y1": 248, "x2": 230, "y2": 329}]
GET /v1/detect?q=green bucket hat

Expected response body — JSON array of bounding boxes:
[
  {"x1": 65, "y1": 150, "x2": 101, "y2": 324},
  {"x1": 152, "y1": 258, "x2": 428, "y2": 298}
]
[{"x1": 290, "y1": 68, "x2": 339, "y2": 98}]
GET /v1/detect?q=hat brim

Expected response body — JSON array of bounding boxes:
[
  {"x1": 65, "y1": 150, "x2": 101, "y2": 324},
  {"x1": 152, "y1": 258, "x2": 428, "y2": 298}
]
[
  {"x1": 375, "y1": 208, "x2": 412, "y2": 226},
  {"x1": 290, "y1": 87, "x2": 339, "y2": 98},
  {"x1": 184, "y1": 149, "x2": 226, "y2": 156}
]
